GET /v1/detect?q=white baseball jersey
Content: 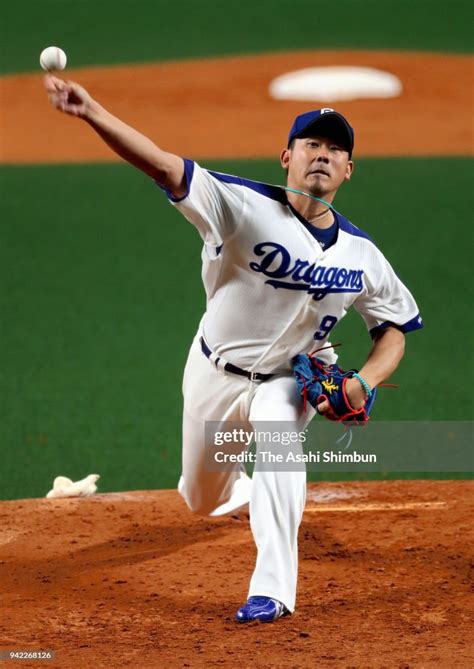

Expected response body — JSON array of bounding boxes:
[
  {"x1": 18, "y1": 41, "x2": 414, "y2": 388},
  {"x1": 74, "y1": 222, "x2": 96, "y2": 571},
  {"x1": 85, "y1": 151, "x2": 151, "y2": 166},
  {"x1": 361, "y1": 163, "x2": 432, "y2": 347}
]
[{"x1": 159, "y1": 160, "x2": 423, "y2": 374}]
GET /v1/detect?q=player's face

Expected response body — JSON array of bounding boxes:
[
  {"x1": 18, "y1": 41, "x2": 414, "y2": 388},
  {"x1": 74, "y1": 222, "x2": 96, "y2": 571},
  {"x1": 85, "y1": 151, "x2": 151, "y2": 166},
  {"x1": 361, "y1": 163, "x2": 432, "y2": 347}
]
[{"x1": 281, "y1": 136, "x2": 353, "y2": 199}]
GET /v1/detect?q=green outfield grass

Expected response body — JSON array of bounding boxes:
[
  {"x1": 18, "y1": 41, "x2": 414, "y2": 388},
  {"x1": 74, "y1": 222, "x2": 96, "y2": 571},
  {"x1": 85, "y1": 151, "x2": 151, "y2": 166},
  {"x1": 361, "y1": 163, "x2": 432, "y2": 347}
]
[
  {"x1": 1, "y1": 0, "x2": 473, "y2": 75},
  {"x1": 1, "y1": 157, "x2": 472, "y2": 499}
]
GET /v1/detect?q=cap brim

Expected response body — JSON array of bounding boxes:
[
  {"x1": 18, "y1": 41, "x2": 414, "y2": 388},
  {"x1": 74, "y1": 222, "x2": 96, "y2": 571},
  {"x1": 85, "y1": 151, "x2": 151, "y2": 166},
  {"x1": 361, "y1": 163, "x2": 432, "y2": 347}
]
[{"x1": 294, "y1": 113, "x2": 353, "y2": 154}]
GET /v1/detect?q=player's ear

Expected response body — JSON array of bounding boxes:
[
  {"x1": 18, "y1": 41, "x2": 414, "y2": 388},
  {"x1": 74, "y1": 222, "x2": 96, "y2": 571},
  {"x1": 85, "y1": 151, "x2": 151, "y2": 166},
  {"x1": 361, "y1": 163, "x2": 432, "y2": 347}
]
[
  {"x1": 280, "y1": 148, "x2": 291, "y2": 170},
  {"x1": 344, "y1": 159, "x2": 354, "y2": 182}
]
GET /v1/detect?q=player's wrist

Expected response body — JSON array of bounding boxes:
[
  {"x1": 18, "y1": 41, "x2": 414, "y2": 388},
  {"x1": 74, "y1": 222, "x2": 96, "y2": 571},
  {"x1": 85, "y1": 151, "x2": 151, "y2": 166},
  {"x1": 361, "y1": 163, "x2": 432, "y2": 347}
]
[
  {"x1": 83, "y1": 98, "x2": 103, "y2": 123},
  {"x1": 352, "y1": 372, "x2": 372, "y2": 399},
  {"x1": 344, "y1": 377, "x2": 367, "y2": 410}
]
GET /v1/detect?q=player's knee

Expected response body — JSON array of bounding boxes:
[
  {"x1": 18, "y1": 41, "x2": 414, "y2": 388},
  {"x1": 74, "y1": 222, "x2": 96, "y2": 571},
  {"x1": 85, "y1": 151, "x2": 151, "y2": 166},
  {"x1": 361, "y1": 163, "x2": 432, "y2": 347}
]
[
  {"x1": 179, "y1": 487, "x2": 216, "y2": 516},
  {"x1": 187, "y1": 498, "x2": 216, "y2": 516}
]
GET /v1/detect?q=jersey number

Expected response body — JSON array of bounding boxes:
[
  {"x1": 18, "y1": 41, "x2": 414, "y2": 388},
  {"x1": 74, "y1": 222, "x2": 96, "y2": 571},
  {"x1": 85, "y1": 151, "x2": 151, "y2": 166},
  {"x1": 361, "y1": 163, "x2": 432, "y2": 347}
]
[{"x1": 314, "y1": 315, "x2": 338, "y2": 340}]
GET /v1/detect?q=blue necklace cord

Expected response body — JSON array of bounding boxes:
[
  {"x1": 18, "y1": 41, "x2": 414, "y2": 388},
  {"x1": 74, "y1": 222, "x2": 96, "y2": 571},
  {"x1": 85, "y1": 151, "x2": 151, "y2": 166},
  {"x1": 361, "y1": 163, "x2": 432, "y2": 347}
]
[{"x1": 283, "y1": 187, "x2": 333, "y2": 210}]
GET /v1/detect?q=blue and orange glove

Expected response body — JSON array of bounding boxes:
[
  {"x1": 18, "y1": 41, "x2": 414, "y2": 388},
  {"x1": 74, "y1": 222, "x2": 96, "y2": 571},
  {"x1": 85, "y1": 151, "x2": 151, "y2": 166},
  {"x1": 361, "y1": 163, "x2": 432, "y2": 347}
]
[{"x1": 292, "y1": 353, "x2": 377, "y2": 424}]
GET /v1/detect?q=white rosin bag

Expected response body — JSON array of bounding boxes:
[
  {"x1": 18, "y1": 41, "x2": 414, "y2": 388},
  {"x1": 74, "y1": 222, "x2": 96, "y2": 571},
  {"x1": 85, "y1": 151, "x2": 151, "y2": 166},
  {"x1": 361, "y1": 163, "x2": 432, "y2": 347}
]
[{"x1": 46, "y1": 474, "x2": 100, "y2": 498}]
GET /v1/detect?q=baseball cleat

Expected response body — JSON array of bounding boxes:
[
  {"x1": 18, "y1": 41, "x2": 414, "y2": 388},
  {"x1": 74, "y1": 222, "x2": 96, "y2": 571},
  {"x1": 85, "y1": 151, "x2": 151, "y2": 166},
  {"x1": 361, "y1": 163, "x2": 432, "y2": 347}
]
[{"x1": 235, "y1": 596, "x2": 290, "y2": 623}]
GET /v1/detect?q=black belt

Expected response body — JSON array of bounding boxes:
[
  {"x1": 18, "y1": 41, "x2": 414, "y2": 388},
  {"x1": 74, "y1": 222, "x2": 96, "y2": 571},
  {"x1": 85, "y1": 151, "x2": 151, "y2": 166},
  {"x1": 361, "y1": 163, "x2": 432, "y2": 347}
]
[{"x1": 200, "y1": 337, "x2": 274, "y2": 382}]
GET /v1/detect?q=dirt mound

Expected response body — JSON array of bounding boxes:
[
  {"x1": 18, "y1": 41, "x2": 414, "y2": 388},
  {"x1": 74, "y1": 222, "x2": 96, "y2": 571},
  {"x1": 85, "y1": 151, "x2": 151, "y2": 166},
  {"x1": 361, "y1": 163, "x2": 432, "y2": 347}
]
[{"x1": 1, "y1": 481, "x2": 473, "y2": 667}]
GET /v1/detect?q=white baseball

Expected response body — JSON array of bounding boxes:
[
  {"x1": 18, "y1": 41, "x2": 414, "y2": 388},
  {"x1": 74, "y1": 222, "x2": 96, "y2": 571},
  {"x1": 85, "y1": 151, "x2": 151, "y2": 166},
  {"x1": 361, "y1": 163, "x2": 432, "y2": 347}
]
[{"x1": 39, "y1": 46, "x2": 67, "y2": 72}]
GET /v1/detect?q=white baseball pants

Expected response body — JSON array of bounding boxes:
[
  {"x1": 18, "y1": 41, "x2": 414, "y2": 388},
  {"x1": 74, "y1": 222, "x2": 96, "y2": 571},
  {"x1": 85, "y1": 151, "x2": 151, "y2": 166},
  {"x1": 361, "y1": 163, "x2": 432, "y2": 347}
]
[{"x1": 178, "y1": 334, "x2": 313, "y2": 612}]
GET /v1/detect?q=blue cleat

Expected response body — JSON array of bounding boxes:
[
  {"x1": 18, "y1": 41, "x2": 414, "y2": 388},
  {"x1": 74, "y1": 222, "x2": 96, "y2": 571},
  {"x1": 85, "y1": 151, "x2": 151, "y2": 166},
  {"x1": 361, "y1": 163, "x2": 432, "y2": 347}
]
[{"x1": 235, "y1": 596, "x2": 290, "y2": 623}]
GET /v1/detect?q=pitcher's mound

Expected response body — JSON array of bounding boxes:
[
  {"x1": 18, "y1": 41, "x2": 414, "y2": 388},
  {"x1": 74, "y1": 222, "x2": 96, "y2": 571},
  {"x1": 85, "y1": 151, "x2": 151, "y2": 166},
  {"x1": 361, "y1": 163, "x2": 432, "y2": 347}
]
[{"x1": 1, "y1": 481, "x2": 472, "y2": 668}]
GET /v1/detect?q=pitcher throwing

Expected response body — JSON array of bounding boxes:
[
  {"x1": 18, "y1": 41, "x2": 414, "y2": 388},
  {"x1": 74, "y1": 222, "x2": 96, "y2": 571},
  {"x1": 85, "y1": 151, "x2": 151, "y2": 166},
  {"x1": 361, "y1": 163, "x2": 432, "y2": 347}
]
[{"x1": 44, "y1": 75, "x2": 423, "y2": 623}]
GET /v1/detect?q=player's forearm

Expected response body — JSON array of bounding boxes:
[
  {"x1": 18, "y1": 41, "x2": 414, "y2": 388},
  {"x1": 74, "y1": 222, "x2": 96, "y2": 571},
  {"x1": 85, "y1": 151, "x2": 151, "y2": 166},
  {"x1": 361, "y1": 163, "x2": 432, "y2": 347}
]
[
  {"x1": 84, "y1": 100, "x2": 182, "y2": 185},
  {"x1": 359, "y1": 327, "x2": 405, "y2": 389}
]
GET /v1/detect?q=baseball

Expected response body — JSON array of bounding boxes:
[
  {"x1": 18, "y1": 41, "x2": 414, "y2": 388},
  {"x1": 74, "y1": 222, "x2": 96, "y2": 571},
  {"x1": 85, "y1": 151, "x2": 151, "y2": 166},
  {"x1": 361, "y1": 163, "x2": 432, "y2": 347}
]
[{"x1": 39, "y1": 46, "x2": 67, "y2": 72}]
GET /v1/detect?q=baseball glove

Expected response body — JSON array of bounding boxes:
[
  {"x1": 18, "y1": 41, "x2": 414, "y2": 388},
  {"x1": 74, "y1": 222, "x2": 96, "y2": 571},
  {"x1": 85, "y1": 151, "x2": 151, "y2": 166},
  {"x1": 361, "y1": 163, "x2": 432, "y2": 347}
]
[{"x1": 292, "y1": 353, "x2": 377, "y2": 424}]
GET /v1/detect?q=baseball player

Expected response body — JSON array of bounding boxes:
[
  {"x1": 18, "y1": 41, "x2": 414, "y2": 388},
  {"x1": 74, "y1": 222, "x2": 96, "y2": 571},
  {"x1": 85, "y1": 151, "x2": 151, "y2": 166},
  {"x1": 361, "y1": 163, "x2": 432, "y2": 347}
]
[{"x1": 44, "y1": 76, "x2": 423, "y2": 623}]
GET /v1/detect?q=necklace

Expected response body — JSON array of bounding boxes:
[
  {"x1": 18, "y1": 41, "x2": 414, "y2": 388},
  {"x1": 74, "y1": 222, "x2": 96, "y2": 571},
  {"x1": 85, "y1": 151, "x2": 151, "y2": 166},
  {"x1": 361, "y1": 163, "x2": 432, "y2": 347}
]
[
  {"x1": 283, "y1": 186, "x2": 333, "y2": 224},
  {"x1": 283, "y1": 186, "x2": 333, "y2": 209},
  {"x1": 307, "y1": 207, "x2": 332, "y2": 222}
]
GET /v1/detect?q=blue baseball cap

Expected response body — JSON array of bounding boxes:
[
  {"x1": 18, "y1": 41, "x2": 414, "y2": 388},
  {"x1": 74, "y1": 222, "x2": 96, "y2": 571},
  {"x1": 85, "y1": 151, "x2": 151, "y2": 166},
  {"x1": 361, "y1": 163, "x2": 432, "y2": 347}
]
[{"x1": 288, "y1": 108, "x2": 355, "y2": 156}]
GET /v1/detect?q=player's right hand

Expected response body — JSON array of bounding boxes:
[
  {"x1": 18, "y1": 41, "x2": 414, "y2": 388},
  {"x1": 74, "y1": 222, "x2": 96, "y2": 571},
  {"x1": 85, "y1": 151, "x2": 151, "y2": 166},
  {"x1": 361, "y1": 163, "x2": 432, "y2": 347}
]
[{"x1": 44, "y1": 75, "x2": 93, "y2": 119}]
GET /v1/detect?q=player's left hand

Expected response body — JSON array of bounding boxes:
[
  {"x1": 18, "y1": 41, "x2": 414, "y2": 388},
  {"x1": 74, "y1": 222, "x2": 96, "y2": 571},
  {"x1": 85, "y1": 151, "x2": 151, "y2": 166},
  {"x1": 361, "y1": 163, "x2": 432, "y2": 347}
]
[
  {"x1": 292, "y1": 354, "x2": 377, "y2": 424},
  {"x1": 317, "y1": 376, "x2": 366, "y2": 415}
]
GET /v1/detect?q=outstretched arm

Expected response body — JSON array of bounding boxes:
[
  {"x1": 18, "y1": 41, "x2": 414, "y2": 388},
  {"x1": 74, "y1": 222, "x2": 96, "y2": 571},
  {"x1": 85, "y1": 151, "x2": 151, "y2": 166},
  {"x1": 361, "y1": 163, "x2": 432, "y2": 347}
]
[
  {"x1": 318, "y1": 326, "x2": 405, "y2": 414},
  {"x1": 44, "y1": 75, "x2": 186, "y2": 197}
]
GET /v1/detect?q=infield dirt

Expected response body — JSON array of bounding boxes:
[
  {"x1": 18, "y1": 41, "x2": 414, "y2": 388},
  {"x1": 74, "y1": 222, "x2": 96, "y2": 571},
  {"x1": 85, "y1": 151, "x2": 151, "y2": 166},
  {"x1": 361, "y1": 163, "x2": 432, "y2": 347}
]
[
  {"x1": 1, "y1": 49, "x2": 473, "y2": 163},
  {"x1": 1, "y1": 481, "x2": 473, "y2": 668}
]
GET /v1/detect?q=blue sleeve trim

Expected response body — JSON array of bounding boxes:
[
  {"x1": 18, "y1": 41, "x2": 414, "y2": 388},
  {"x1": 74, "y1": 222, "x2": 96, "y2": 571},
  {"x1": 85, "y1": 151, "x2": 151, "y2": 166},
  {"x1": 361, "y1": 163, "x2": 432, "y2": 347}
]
[
  {"x1": 370, "y1": 313, "x2": 424, "y2": 339},
  {"x1": 155, "y1": 158, "x2": 195, "y2": 202},
  {"x1": 208, "y1": 170, "x2": 288, "y2": 204}
]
